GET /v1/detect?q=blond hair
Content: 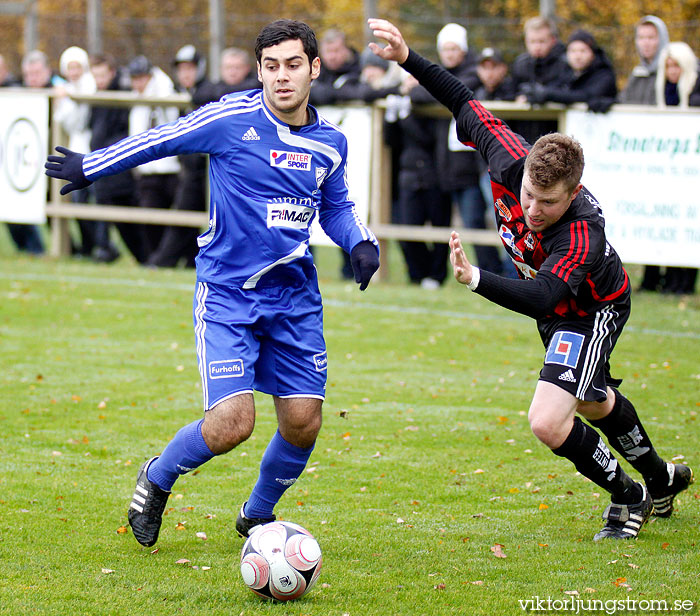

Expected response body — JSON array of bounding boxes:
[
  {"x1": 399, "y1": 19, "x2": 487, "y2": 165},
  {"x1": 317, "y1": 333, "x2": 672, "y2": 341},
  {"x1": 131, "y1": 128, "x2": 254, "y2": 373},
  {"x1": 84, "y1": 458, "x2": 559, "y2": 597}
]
[{"x1": 655, "y1": 41, "x2": 698, "y2": 108}]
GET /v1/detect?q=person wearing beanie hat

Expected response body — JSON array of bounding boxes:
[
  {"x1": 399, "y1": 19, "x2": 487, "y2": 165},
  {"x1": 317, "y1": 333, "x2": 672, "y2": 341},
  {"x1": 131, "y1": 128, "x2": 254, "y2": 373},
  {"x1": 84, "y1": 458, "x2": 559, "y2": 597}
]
[
  {"x1": 521, "y1": 27, "x2": 617, "y2": 113},
  {"x1": 359, "y1": 46, "x2": 402, "y2": 92},
  {"x1": 54, "y1": 46, "x2": 98, "y2": 257},
  {"x1": 423, "y1": 23, "x2": 506, "y2": 278},
  {"x1": 436, "y1": 23, "x2": 468, "y2": 68}
]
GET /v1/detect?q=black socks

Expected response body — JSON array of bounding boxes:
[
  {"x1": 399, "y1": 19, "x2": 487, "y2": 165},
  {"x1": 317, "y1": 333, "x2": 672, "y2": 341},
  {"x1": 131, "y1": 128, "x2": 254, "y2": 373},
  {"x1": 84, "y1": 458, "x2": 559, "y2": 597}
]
[
  {"x1": 553, "y1": 417, "x2": 642, "y2": 504},
  {"x1": 590, "y1": 389, "x2": 667, "y2": 487}
]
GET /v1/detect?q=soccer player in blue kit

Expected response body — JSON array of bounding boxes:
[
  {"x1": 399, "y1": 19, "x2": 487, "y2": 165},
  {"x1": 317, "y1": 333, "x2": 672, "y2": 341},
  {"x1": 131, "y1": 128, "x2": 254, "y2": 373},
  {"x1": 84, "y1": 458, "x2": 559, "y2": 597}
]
[
  {"x1": 368, "y1": 19, "x2": 693, "y2": 541},
  {"x1": 46, "y1": 20, "x2": 380, "y2": 547}
]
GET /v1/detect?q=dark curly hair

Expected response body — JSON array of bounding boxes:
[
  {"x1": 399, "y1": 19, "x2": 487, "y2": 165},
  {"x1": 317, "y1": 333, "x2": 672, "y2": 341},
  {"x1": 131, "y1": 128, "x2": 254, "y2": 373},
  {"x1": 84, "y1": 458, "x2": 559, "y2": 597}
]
[{"x1": 255, "y1": 19, "x2": 319, "y2": 67}]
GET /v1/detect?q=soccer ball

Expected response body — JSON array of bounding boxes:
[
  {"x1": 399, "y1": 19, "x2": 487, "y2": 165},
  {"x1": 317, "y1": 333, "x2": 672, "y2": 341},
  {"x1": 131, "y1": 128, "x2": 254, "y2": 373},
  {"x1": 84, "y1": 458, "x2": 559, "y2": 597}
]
[{"x1": 240, "y1": 521, "x2": 322, "y2": 601}]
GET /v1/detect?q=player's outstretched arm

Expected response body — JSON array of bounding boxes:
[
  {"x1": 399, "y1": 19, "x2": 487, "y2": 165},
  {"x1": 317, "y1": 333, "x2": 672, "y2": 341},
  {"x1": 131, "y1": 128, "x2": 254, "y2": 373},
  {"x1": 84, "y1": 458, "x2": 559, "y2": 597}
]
[
  {"x1": 45, "y1": 146, "x2": 92, "y2": 195},
  {"x1": 367, "y1": 19, "x2": 409, "y2": 64},
  {"x1": 369, "y1": 18, "x2": 472, "y2": 117},
  {"x1": 449, "y1": 231, "x2": 475, "y2": 286}
]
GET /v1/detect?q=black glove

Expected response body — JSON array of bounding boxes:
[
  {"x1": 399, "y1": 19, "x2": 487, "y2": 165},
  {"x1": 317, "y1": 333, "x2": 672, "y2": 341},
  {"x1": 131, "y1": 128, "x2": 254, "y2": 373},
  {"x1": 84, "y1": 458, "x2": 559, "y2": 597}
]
[
  {"x1": 350, "y1": 241, "x2": 379, "y2": 291},
  {"x1": 587, "y1": 97, "x2": 615, "y2": 113},
  {"x1": 45, "y1": 146, "x2": 92, "y2": 195},
  {"x1": 521, "y1": 82, "x2": 548, "y2": 105}
]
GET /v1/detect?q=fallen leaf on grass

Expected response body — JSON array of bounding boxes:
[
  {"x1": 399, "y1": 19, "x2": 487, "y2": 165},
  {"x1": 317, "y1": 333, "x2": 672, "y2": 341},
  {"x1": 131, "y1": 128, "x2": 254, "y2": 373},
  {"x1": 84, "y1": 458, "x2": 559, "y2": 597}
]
[
  {"x1": 539, "y1": 503, "x2": 549, "y2": 510},
  {"x1": 195, "y1": 532, "x2": 207, "y2": 540},
  {"x1": 101, "y1": 568, "x2": 115, "y2": 574},
  {"x1": 490, "y1": 544, "x2": 507, "y2": 558},
  {"x1": 434, "y1": 583, "x2": 446, "y2": 590},
  {"x1": 175, "y1": 559, "x2": 191, "y2": 565},
  {"x1": 116, "y1": 525, "x2": 128, "y2": 534},
  {"x1": 564, "y1": 590, "x2": 579, "y2": 596},
  {"x1": 628, "y1": 563, "x2": 639, "y2": 569},
  {"x1": 175, "y1": 522, "x2": 186, "y2": 531},
  {"x1": 661, "y1": 542, "x2": 670, "y2": 549}
]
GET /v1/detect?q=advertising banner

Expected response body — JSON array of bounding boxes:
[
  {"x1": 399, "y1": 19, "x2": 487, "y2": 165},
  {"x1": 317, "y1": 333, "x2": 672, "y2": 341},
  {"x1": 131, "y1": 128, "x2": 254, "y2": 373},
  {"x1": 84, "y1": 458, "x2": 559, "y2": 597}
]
[
  {"x1": 566, "y1": 108, "x2": 700, "y2": 267},
  {"x1": 0, "y1": 91, "x2": 49, "y2": 224}
]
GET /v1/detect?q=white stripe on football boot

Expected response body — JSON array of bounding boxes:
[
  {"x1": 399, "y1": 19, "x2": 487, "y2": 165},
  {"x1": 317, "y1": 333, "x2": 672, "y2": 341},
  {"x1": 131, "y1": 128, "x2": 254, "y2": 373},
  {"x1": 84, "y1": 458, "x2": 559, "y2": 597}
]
[{"x1": 593, "y1": 483, "x2": 653, "y2": 541}]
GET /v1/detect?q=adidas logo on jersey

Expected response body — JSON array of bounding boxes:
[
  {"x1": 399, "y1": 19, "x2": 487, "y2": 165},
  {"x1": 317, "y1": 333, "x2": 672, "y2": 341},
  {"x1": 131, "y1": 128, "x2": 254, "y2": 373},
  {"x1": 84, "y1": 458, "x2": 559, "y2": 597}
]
[
  {"x1": 242, "y1": 127, "x2": 260, "y2": 141},
  {"x1": 558, "y1": 369, "x2": 577, "y2": 383}
]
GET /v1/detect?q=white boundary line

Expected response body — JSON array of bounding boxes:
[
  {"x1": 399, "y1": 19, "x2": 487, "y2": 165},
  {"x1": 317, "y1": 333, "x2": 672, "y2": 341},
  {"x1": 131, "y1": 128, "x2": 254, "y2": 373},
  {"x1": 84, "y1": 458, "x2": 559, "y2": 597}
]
[{"x1": 3, "y1": 271, "x2": 699, "y2": 340}]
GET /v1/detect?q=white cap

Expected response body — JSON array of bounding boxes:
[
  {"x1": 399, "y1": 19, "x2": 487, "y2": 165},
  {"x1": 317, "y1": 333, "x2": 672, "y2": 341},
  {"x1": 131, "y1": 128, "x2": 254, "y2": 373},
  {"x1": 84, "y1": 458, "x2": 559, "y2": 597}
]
[{"x1": 437, "y1": 23, "x2": 468, "y2": 53}]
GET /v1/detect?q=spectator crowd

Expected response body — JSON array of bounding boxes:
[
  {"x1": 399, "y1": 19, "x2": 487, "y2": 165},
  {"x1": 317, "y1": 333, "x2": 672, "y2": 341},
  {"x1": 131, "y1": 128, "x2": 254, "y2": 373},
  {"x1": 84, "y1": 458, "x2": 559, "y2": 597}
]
[{"x1": 1, "y1": 13, "x2": 698, "y2": 294}]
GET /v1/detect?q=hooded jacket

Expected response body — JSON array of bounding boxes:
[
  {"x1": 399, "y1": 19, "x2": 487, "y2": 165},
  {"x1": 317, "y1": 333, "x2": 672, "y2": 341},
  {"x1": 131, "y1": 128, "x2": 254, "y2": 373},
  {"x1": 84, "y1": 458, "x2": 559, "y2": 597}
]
[{"x1": 619, "y1": 15, "x2": 670, "y2": 104}]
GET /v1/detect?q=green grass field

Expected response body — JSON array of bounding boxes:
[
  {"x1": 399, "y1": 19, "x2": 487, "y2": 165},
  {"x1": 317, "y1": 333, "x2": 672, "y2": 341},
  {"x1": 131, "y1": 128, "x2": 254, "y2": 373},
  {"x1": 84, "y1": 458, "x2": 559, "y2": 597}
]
[{"x1": 1, "y1": 244, "x2": 698, "y2": 616}]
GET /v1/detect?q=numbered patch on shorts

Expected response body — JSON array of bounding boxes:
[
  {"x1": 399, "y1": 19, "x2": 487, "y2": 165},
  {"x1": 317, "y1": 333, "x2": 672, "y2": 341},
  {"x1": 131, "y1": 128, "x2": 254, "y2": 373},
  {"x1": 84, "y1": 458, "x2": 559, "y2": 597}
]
[
  {"x1": 545, "y1": 332, "x2": 585, "y2": 369},
  {"x1": 209, "y1": 359, "x2": 244, "y2": 379}
]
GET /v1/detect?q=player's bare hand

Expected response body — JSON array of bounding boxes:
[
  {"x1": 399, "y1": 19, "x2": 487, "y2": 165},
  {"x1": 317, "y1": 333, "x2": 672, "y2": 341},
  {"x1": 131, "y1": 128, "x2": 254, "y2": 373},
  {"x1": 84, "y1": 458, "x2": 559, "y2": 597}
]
[
  {"x1": 449, "y1": 231, "x2": 474, "y2": 285},
  {"x1": 367, "y1": 19, "x2": 409, "y2": 64}
]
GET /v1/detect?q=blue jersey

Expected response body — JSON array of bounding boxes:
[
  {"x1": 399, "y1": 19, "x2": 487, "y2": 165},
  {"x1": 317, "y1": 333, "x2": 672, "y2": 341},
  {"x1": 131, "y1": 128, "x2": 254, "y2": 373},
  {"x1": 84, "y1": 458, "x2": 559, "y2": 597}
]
[{"x1": 83, "y1": 90, "x2": 377, "y2": 288}]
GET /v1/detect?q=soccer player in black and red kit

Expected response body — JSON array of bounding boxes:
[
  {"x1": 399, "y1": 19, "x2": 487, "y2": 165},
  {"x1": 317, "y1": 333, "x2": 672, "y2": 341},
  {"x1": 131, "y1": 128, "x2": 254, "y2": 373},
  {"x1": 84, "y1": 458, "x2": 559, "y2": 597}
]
[{"x1": 368, "y1": 19, "x2": 693, "y2": 541}]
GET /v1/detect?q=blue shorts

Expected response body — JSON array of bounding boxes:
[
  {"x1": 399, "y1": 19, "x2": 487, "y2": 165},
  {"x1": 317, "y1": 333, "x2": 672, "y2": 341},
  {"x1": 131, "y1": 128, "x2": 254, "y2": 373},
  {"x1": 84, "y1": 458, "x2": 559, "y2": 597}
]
[{"x1": 193, "y1": 276, "x2": 327, "y2": 410}]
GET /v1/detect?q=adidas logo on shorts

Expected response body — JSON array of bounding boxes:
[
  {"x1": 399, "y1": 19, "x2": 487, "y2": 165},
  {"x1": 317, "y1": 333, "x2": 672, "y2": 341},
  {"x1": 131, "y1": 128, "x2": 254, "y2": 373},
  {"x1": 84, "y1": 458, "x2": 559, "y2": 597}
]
[
  {"x1": 242, "y1": 126, "x2": 260, "y2": 141},
  {"x1": 558, "y1": 369, "x2": 577, "y2": 383}
]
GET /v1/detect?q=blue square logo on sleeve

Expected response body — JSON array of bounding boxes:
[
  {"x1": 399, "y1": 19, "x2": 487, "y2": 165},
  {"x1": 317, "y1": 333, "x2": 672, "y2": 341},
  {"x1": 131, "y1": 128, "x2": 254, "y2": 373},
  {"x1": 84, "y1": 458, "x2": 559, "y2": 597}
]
[{"x1": 545, "y1": 331, "x2": 585, "y2": 368}]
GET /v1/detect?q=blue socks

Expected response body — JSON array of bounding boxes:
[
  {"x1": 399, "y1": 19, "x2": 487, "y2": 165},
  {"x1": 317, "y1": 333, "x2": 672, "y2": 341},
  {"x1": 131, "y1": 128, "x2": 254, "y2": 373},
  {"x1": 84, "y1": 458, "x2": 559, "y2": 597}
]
[
  {"x1": 147, "y1": 419, "x2": 215, "y2": 491},
  {"x1": 245, "y1": 430, "x2": 315, "y2": 519},
  {"x1": 145, "y1": 421, "x2": 313, "y2": 517}
]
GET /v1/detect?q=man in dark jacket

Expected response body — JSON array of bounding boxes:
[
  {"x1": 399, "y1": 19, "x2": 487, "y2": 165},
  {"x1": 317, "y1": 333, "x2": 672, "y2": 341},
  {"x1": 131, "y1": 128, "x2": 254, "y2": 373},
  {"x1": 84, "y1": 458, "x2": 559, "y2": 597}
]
[
  {"x1": 89, "y1": 53, "x2": 148, "y2": 263},
  {"x1": 511, "y1": 16, "x2": 568, "y2": 143},
  {"x1": 473, "y1": 48, "x2": 516, "y2": 101},
  {"x1": 309, "y1": 28, "x2": 362, "y2": 106},
  {"x1": 385, "y1": 77, "x2": 450, "y2": 287},
  {"x1": 199, "y1": 47, "x2": 261, "y2": 105}
]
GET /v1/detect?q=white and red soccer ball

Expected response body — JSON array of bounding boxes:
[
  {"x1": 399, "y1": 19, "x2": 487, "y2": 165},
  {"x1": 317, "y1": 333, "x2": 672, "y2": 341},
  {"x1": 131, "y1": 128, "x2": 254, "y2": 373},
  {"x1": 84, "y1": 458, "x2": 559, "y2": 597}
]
[{"x1": 240, "y1": 521, "x2": 322, "y2": 601}]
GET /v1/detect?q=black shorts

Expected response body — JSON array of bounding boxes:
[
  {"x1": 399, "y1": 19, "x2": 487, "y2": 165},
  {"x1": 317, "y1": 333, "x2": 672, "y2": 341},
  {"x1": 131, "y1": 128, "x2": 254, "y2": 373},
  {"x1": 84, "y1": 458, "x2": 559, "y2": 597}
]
[{"x1": 537, "y1": 303, "x2": 630, "y2": 403}]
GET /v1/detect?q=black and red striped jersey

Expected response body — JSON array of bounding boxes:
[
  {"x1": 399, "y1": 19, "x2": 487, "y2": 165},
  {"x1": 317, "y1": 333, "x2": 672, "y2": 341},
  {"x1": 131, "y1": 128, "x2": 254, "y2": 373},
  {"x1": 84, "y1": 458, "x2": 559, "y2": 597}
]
[
  {"x1": 455, "y1": 99, "x2": 629, "y2": 317},
  {"x1": 401, "y1": 49, "x2": 630, "y2": 319}
]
